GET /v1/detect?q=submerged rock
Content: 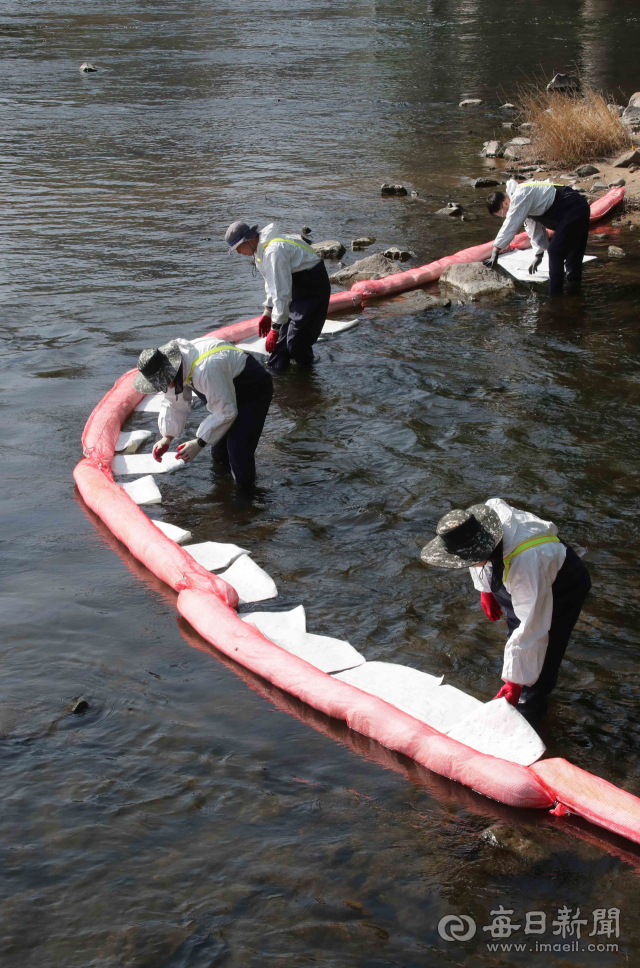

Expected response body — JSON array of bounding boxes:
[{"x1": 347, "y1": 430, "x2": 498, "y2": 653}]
[
  {"x1": 351, "y1": 236, "x2": 376, "y2": 250},
  {"x1": 72, "y1": 698, "x2": 90, "y2": 715},
  {"x1": 301, "y1": 224, "x2": 312, "y2": 236},
  {"x1": 608, "y1": 246, "x2": 626, "y2": 258},
  {"x1": 382, "y1": 246, "x2": 414, "y2": 262},
  {"x1": 609, "y1": 178, "x2": 626, "y2": 188},
  {"x1": 546, "y1": 72, "x2": 580, "y2": 93},
  {"x1": 459, "y1": 98, "x2": 483, "y2": 107},
  {"x1": 439, "y1": 262, "x2": 514, "y2": 297},
  {"x1": 481, "y1": 824, "x2": 548, "y2": 861},
  {"x1": 79, "y1": 61, "x2": 97, "y2": 73},
  {"x1": 312, "y1": 240, "x2": 345, "y2": 260},
  {"x1": 500, "y1": 102, "x2": 517, "y2": 111},
  {"x1": 474, "y1": 176, "x2": 501, "y2": 188},
  {"x1": 329, "y1": 253, "x2": 399, "y2": 284},
  {"x1": 434, "y1": 202, "x2": 464, "y2": 217},
  {"x1": 590, "y1": 182, "x2": 607, "y2": 192},
  {"x1": 398, "y1": 290, "x2": 451, "y2": 311},
  {"x1": 381, "y1": 183, "x2": 408, "y2": 196},
  {"x1": 576, "y1": 164, "x2": 599, "y2": 177}
]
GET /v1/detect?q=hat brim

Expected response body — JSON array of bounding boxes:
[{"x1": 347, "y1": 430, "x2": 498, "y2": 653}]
[
  {"x1": 420, "y1": 504, "x2": 503, "y2": 569},
  {"x1": 133, "y1": 341, "x2": 182, "y2": 394}
]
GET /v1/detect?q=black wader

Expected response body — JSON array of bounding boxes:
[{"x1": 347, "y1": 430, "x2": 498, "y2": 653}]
[
  {"x1": 210, "y1": 355, "x2": 273, "y2": 487},
  {"x1": 490, "y1": 542, "x2": 591, "y2": 721},
  {"x1": 268, "y1": 260, "x2": 331, "y2": 372},
  {"x1": 530, "y1": 186, "x2": 591, "y2": 297}
]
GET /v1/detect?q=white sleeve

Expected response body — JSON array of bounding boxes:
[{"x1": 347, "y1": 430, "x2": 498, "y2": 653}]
[
  {"x1": 196, "y1": 359, "x2": 239, "y2": 446},
  {"x1": 470, "y1": 564, "x2": 492, "y2": 592},
  {"x1": 501, "y1": 552, "x2": 560, "y2": 686},
  {"x1": 158, "y1": 387, "x2": 192, "y2": 440},
  {"x1": 263, "y1": 247, "x2": 292, "y2": 329},
  {"x1": 493, "y1": 190, "x2": 535, "y2": 251},
  {"x1": 525, "y1": 217, "x2": 550, "y2": 255}
]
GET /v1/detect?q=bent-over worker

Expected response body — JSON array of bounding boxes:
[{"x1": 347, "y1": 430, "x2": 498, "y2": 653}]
[
  {"x1": 420, "y1": 498, "x2": 591, "y2": 723},
  {"x1": 484, "y1": 180, "x2": 591, "y2": 296},
  {"x1": 225, "y1": 220, "x2": 331, "y2": 373},
  {"x1": 133, "y1": 337, "x2": 273, "y2": 488}
]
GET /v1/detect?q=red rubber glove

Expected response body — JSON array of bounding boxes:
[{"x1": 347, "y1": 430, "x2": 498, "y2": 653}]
[
  {"x1": 265, "y1": 328, "x2": 279, "y2": 354},
  {"x1": 258, "y1": 314, "x2": 272, "y2": 337},
  {"x1": 480, "y1": 591, "x2": 502, "y2": 622},
  {"x1": 494, "y1": 681, "x2": 522, "y2": 706},
  {"x1": 152, "y1": 436, "x2": 172, "y2": 463}
]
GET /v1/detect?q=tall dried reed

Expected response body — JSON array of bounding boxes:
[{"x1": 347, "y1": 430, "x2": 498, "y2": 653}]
[{"x1": 519, "y1": 87, "x2": 631, "y2": 167}]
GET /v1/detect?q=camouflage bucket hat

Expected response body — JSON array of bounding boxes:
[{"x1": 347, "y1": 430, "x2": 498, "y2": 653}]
[
  {"x1": 133, "y1": 340, "x2": 183, "y2": 394},
  {"x1": 420, "y1": 503, "x2": 503, "y2": 569}
]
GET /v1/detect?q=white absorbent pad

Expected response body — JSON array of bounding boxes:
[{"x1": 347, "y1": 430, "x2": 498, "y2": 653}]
[
  {"x1": 150, "y1": 519, "x2": 192, "y2": 544},
  {"x1": 183, "y1": 541, "x2": 249, "y2": 571},
  {"x1": 111, "y1": 452, "x2": 185, "y2": 476},
  {"x1": 498, "y1": 249, "x2": 596, "y2": 283},
  {"x1": 332, "y1": 662, "x2": 488, "y2": 733},
  {"x1": 242, "y1": 605, "x2": 307, "y2": 637},
  {"x1": 115, "y1": 430, "x2": 153, "y2": 453},
  {"x1": 320, "y1": 318, "x2": 359, "y2": 335},
  {"x1": 135, "y1": 393, "x2": 164, "y2": 413},
  {"x1": 121, "y1": 475, "x2": 162, "y2": 506},
  {"x1": 219, "y1": 555, "x2": 277, "y2": 604},
  {"x1": 235, "y1": 319, "x2": 359, "y2": 355},
  {"x1": 446, "y1": 698, "x2": 546, "y2": 766},
  {"x1": 241, "y1": 606, "x2": 364, "y2": 674}
]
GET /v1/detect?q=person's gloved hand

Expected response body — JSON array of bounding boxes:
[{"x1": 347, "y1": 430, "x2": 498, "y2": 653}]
[
  {"x1": 265, "y1": 328, "x2": 279, "y2": 354},
  {"x1": 258, "y1": 314, "x2": 272, "y2": 337},
  {"x1": 176, "y1": 438, "x2": 204, "y2": 463},
  {"x1": 529, "y1": 252, "x2": 544, "y2": 275},
  {"x1": 482, "y1": 248, "x2": 499, "y2": 271},
  {"x1": 494, "y1": 681, "x2": 523, "y2": 706},
  {"x1": 152, "y1": 436, "x2": 173, "y2": 463},
  {"x1": 480, "y1": 591, "x2": 502, "y2": 622}
]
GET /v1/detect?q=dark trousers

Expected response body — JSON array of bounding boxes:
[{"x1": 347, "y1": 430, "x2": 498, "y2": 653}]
[
  {"x1": 533, "y1": 187, "x2": 591, "y2": 297},
  {"x1": 493, "y1": 544, "x2": 591, "y2": 721},
  {"x1": 268, "y1": 260, "x2": 331, "y2": 372},
  {"x1": 211, "y1": 356, "x2": 273, "y2": 486}
]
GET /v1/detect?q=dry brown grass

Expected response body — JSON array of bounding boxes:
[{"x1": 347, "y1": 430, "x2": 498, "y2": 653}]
[{"x1": 518, "y1": 86, "x2": 631, "y2": 167}]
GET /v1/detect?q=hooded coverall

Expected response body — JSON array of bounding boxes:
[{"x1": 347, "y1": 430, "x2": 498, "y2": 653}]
[
  {"x1": 470, "y1": 498, "x2": 591, "y2": 720},
  {"x1": 255, "y1": 223, "x2": 331, "y2": 371},
  {"x1": 158, "y1": 337, "x2": 272, "y2": 486},
  {"x1": 494, "y1": 179, "x2": 591, "y2": 296}
]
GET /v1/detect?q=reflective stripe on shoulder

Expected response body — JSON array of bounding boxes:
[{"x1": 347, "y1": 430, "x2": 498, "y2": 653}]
[
  {"x1": 503, "y1": 535, "x2": 561, "y2": 581},
  {"x1": 186, "y1": 345, "x2": 243, "y2": 385},
  {"x1": 520, "y1": 181, "x2": 564, "y2": 188},
  {"x1": 264, "y1": 236, "x2": 317, "y2": 256}
]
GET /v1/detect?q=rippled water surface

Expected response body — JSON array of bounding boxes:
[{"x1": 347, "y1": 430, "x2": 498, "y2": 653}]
[{"x1": 3, "y1": 2, "x2": 640, "y2": 965}]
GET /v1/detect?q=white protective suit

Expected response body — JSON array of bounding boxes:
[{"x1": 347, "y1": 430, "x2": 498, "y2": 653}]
[
  {"x1": 494, "y1": 179, "x2": 558, "y2": 256},
  {"x1": 469, "y1": 498, "x2": 567, "y2": 687},
  {"x1": 158, "y1": 337, "x2": 247, "y2": 446},
  {"x1": 255, "y1": 223, "x2": 320, "y2": 330}
]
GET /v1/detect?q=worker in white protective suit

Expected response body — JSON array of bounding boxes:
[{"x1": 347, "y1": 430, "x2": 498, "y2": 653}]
[
  {"x1": 133, "y1": 337, "x2": 272, "y2": 488},
  {"x1": 483, "y1": 180, "x2": 591, "y2": 296},
  {"x1": 420, "y1": 498, "x2": 591, "y2": 723},
  {"x1": 224, "y1": 220, "x2": 331, "y2": 373}
]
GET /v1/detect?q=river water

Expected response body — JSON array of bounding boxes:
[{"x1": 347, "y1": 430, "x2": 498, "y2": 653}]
[{"x1": 2, "y1": 1, "x2": 640, "y2": 965}]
